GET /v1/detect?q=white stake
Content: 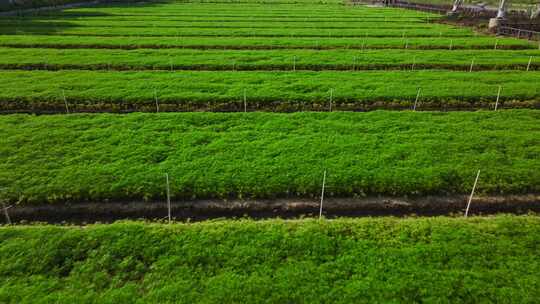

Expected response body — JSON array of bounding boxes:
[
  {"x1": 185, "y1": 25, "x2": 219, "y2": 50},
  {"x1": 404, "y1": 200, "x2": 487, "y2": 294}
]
[
  {"x1": 319, "y1": 169, "x2": 326, "y2": 220},
  {"x1": 449, "y1": 39, "x2": 453, "y2": 50},
  {"x1": 293, "y1": 55, "x2": 296, "y2": 71},
  {"x1": 526, "y1": 56, "x2": 532, "y2": 71},
  {"x1": 154, "y1": 89, "x2": 159, "y2": 113},
  {"x1": 469, "y1": 58, "x2": 475, "y2": 72},
  {"x1": 62, "y1": 90, "x2": 69, "y2": 114},
  {"x1": 413, "y1": 87, "x2": 420, "y2": 111},
  {"x1": 405, "y1": 39, "x2": 409, "y2": 49},
  {"x1": 243, "y1": 88, "x2": 247, "y2": 112},
  {"x1": 329, "y1": 89, "x2": 333, "y2": 112},
  {"x1": 495, "y1": 85, "x2": 502, "y2": 111},
  {"x1": 165, "y1": 173, "x2": 171, "y2": 224},
  {"x1": 411, "y1": 56, "x2": 416, "y2": 71},
  {"x1": 464, "y1": 170, "x2": 481, "y2": 218},
  {"x1": 494, "y1": 40, "x2": 498, "y2": 50},
  {"x1": 2, "y1": 203, "x2": 11, "y2": 225},
  {"x1": 352, "y1": 56, "x2": 357, "y2": 71}
]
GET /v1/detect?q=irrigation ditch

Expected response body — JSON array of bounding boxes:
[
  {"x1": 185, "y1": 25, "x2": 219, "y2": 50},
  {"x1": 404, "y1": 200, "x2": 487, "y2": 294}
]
[
  {"x1": 1, "y1": 98, "x2": 537, "y2": 114},
  {"x1": 2, "y1": 63, "x2": 539, "y2": 71},
  {"x1": 1, "y1": 43, "x2": 536, "y2": 50},
  {"x1": 2, "y1": 195, "x2": 539, "y2": 224}
]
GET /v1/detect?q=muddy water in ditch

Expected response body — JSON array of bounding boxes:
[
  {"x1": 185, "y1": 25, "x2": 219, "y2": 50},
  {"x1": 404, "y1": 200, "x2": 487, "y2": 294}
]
[{"x1": 2, "y1": 195, "x2": 539, "y2": 224}]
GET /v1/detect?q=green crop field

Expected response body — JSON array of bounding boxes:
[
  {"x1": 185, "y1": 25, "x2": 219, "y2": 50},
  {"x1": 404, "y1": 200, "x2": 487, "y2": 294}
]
[
  {"x1": 0, "y1": 1, "x2": 539, "y2": 112},
  {"x1": 1, "y1": 0, "x2": 539, "y2": 301},
  {"x1": 1, "y1": 111, "x2": 538, "y2": 204},
  {"x1": 0, "y1": 0, "x2": 539, "y2": 203},
  {"x1": 1, "y1": 216, "x2": 540, "y2": 303},
  {"x1": 0, "y1": 0, "x2": 538, "y2": 201}
]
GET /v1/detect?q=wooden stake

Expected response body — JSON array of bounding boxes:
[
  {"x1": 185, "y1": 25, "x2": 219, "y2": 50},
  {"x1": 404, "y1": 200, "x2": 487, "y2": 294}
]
[
  {"x1": 495, "y1": 85, "x2": 502, "y2": 111},
  {"x1": 62, "y1": 90, "x2": 69, "y2": 114},
  {"x1": 413, "y1": 87, "x2": 420, "y2": 111},
  {"x1": 165, "y1": 173, "x2": 171, "y2": 224},
  {"x1": 465, "y1": 170, "x2": 481, "y2": 218},
  {"x1": 2, "y1": 203, "x2": 11, "y2": 225},
  {"x1": 319, "y1": 169, "x2": 326, "y2": 220},
  {"x1": 527, "y1": 56, "x2": 532, "y2": 71},
  {"x1": 154, "y1": 89, "x2": 159, "y2": 113}
]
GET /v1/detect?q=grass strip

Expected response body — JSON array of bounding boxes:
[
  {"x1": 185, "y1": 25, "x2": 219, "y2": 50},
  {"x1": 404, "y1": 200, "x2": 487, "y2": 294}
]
[
  {"x1": 0, "y1": 35, "x2": 533, "y2": 50},
  {"x1": 1, "y1": 216, "x2": 540, "y2": 303},
  {"x1": 0, "y1": 70, "x2": 539, "y2": 111},
  {"x1": 0, "y1": 25, "x2": 475, "y2": 37},
  {"x1": 0, "y1": 111, "x2": 538, "y2": 204},
  {"x1": 1, "y1": 47, "x2": 539, "y2": 71}
]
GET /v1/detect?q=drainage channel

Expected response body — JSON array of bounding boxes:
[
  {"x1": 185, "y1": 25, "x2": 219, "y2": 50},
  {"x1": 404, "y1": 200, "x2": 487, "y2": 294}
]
[{"x1": 2, "y1": 195, "x2": 539, "y2": 224}]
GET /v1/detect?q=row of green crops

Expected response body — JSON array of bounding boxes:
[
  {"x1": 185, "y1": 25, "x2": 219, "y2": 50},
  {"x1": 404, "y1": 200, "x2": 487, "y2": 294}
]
[
  {"x1": 1, "y1": 216, "x2": 540, "y2": 303},
  {"x1": 1, "y1": 35, "x2": 534, "y2": 49},
  {"x1": 1, "y1": 70, "x2": 539, "y2": 111},
  {"x1": 0, "y1": 20, "x2": 450, "y2": 29},
  {"x1": 1, "y1": 111, "x2": 538, "y2": 204},
  {"x1": 0, "y1": 24, "x2": 475, "y2": 37},
  {"x1": 2, "y1": 47, "x2": 538, "y2": 71},
  {"x1": 56, "y1": 3, "x2": 432, "y2": 16}
]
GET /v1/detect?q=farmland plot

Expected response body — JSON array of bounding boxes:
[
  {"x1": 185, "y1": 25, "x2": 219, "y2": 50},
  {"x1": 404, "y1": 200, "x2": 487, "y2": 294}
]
[
  {"x1": 0, "y1": 0, "x2": 538, "y2": 208},
  {"x1": 1, "y1": 1, "x2": 540, "y2": 111}
]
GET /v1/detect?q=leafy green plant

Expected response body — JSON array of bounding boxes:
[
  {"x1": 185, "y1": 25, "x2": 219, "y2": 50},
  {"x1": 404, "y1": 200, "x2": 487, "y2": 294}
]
[
  {"x1": 1, "y1": 216, "x2": 539, "y2": 303},
  {"x1": 0, "y1": 111, "x2": 538, "y2": 204}
]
